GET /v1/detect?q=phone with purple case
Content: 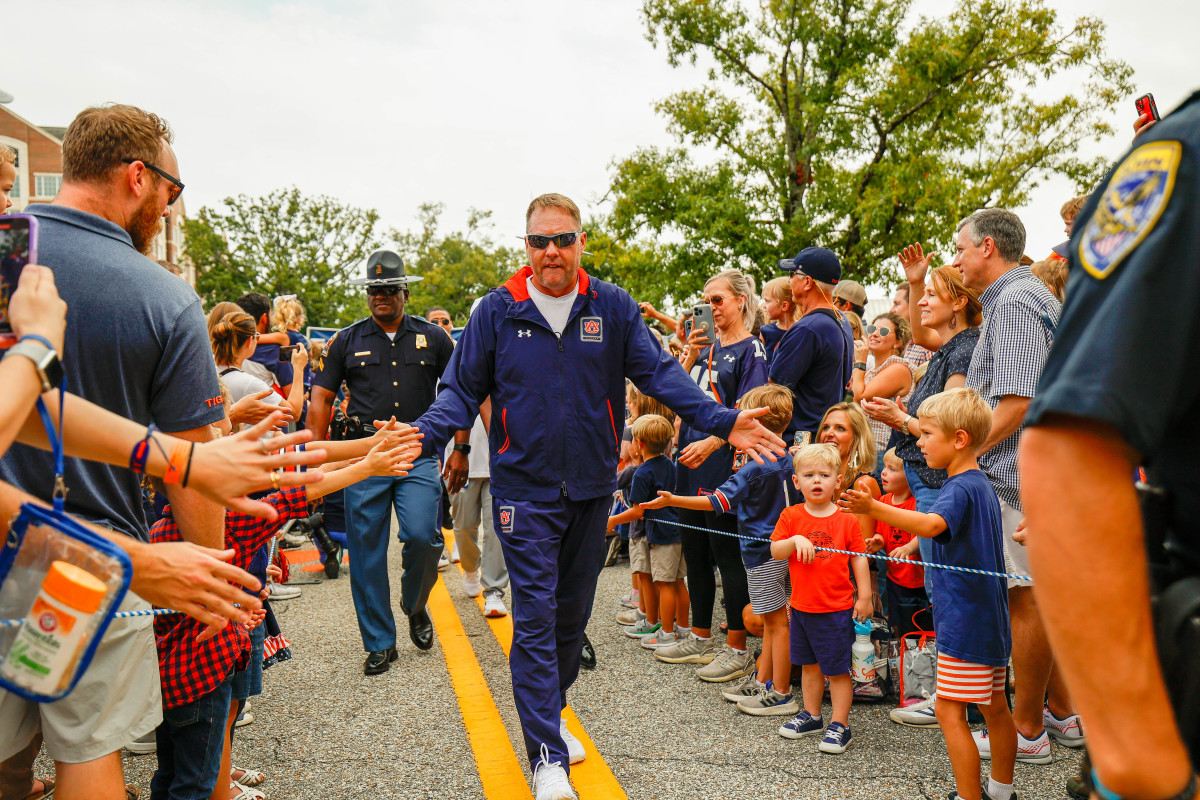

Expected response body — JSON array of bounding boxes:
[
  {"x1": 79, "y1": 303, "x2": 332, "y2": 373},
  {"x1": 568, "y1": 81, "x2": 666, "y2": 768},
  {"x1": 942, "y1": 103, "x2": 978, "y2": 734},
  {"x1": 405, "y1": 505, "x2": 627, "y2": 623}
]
[{"x1": 0, "y1": 213, "x2": 39, "y2": 343}]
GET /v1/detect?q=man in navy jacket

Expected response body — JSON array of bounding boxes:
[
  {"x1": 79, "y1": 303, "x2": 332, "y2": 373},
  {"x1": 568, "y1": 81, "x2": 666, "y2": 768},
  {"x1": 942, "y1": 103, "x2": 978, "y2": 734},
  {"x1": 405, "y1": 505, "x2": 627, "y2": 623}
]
[{"x1": 414, "y1": 193, "x2": 785, "y2": 800}]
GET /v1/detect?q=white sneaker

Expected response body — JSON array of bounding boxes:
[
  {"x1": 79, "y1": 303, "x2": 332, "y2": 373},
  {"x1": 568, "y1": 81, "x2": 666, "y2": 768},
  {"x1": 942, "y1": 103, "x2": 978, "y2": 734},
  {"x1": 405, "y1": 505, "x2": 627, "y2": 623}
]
[
  {"x1": 438, "y1": 553, "x2": 450, "y2": 569},
  {"x1": 889, "y1": 695, "x2": 939, "y2": 727},
  {"x1": 973, "y1": 726, "x2": 1053, "y2": 764},
  {"x1": 483, "y1": 591, "x2": 508, "y2": 618},
  {"x1": 532, "y1": 744, "x2": 576, "y2": 800},
  {"x1": 1043, "y1": 707, "x2": 1085, "y2": 748},
  {"x1": 559, "y1": 718, "x2": 585, "y2": 764},
  {"x1": 268, "y1": 582, "x2": 301, "y2": 600},
  {"x1": 450, "y1": 542, "x2": 461, "y2": 563},
  {"x1": 462, "y1": 569, "x2": 482, "y2": 597}
]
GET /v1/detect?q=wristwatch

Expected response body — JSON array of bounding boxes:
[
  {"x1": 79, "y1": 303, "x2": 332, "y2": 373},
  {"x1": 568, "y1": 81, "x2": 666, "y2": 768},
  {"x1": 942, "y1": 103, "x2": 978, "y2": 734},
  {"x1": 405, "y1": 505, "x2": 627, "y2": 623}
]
[
  {"x1": 5, "y1": 338, "x2": 63, "y2": 393},
  {"x1": 902, "y1": 414, "x2": 915, "y2": 432},
  {"x1": 453, "y1": 444, "x2": 472, "y2": 455},
  {"x1": 853, "y1": 363, "x2": 867, "y2": 371}
]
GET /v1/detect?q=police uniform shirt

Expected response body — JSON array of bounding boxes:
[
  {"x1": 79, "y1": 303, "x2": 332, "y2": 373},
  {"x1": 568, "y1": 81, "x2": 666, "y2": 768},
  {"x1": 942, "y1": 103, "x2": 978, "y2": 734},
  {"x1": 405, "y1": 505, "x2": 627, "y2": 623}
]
[
  {"x1": 1027, "y1": 89, "x2": 1200, "y2": 556},
  {"x1": 312, "y1": 313, "x2": 454, "y2": 424}
]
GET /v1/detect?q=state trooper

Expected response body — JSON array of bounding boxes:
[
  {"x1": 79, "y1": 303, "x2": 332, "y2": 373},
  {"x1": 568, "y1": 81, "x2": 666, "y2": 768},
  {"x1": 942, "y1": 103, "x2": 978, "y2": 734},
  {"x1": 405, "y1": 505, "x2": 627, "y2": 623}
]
[{"x1": 307, "y1": 250, "x2": 455, "y2": 675}]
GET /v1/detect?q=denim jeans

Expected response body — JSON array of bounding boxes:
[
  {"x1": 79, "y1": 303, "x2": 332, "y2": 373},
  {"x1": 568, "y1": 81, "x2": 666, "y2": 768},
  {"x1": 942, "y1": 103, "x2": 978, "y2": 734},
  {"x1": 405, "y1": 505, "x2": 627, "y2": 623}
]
[
  {"x1": 150, "y1": 674, "x2": 234, "y2": 800},
  {"x1": 903, "y1": 461, "x2": 941, "y2": 604}
]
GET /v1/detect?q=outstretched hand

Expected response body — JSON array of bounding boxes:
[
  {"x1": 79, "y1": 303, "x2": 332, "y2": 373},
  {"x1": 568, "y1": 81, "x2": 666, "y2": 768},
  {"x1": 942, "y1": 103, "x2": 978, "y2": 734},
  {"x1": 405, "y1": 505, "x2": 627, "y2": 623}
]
[
  {"x1": 727, "y1": 406, "x2": 787, "y2": 465},
  {"x1": 838, "y1": 488, "x2": 875, "y2": 515},
  {"x1": 639, "y1": 491, "x2": 673, "y2": 510},
  {"x1": 897, "y1": 243, "x2": 935, "y2": 285},
  {"x1": 363, "y1": 437, "x2": 417, "y2": 477}
]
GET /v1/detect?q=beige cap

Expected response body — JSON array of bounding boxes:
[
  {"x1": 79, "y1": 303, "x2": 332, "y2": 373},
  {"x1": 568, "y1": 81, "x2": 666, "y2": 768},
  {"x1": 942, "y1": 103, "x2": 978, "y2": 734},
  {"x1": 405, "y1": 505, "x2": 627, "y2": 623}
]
[{"x1": 833, "y1": 279, "x2": 867, "y2": 307}]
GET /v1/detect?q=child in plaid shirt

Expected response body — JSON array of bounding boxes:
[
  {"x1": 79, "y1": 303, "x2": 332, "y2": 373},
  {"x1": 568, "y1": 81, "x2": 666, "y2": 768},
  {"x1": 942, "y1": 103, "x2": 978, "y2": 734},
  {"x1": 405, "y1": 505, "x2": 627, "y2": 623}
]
[{"x1": 149, "y1": 431, "x2": 418, "y2": 800}]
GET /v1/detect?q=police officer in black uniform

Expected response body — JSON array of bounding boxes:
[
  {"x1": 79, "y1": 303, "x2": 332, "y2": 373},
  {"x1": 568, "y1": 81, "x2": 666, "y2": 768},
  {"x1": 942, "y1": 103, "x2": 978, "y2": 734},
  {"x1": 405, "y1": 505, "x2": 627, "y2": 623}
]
[
  {"x1": 307, "y1": 250, "x2": 455, "y2": 675},
  {"x1": 1021, "y1": 91, "x2": 1200, "y2": 800}
]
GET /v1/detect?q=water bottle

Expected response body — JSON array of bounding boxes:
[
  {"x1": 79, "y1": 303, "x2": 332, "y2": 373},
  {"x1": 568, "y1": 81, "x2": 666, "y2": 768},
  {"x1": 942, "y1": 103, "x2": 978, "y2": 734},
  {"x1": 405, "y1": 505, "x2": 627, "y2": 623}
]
[{"x1": 851, "y1": 619, "x2": 876, "y2": 683}]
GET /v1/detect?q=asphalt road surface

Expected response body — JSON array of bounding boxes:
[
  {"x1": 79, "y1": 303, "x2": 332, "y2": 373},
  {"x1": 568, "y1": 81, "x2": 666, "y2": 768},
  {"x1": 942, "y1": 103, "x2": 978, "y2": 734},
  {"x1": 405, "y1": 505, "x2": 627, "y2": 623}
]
[{"x1": 57, "y1": 525, "x2": 1082, "y2": 799}]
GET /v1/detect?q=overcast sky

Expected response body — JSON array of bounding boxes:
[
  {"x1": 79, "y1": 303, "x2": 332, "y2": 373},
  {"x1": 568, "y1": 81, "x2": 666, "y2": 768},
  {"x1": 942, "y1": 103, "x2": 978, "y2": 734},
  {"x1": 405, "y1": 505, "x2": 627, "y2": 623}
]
[{"x1": 6, "y1": 0, "x2": 1196, "y2": 298}]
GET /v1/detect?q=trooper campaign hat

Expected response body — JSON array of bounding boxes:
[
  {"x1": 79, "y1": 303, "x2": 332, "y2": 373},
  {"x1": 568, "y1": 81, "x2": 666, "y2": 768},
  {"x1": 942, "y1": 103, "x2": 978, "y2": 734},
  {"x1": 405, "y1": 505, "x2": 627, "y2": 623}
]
[{"x1": 351, "y1": 249, "x2": 424, "y2": 286}]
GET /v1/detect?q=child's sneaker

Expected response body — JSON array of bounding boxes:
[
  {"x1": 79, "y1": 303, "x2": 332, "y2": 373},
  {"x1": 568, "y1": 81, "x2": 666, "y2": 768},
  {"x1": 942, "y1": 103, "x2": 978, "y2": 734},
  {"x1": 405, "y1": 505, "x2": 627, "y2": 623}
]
[
  {"x1": 720, "y1": 672, "x2": 763, "y2": 703},
  {"x1": 641, "y1": 630, "x2": 677, "y2": 650},
  {"x1": 695, "y1": 647, "x2": 754, "y2": 683},
  {"x1": 559, "y1": 718, "x2": 585, "y2": 765},
  {"x1": 818, "y1": 721, "x2": 853, "y2": 754},
  {"x1": 654, "y1": 634, "x2": 716, "y2": 664},
  {"x1": 972, "y1": 726, "x2": 1052, "y2": 764},
  {"x1": 622, "y1": 618, "x2": 661, "y2": 639},
  {"x1": 619, "y1": 589, "x2": 640, "y2": 609},
  {"x1": 889, "y1": 695, "x2": 939, "y2": 727},
  {"x1": 737, "y1": 687, "x2": 799, "y2": 717},
  {"x1": 614, "y1": 608, "x2": 644, "y2": 626},
  {"x1": 778, "y1": 710, "x2": 823, "y2": 739},
  {"x1": 1043, "y1": 707, "x2": 1085, "y2": 748}
]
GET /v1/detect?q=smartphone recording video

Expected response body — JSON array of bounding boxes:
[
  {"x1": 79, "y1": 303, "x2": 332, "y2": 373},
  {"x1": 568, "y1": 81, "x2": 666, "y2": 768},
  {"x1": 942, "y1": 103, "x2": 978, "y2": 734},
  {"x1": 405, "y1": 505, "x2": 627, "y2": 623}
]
[
  {"x1": 278, "y1": 344, "x2": 298, "y2": 361},
  {"x1": 0, "y1": 214, "x2": 39, "y2": 344}
]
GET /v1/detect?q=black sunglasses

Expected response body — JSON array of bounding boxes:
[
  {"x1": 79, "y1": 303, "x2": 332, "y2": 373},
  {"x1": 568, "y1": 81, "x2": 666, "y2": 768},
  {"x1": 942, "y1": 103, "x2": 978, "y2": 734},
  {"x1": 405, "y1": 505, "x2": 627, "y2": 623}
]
[
  {"x1": 433, "y1": 318, "x2": 452, "y2": 327},
  {"x1": 122, "y1": 159, "x2": 184, "y2": 205},
  {"x1": 524, "y1": 231, "x2": 582, "y2": 250},
  {"x1": 865, "y1": 324, "x2": 893, "y2": 337},
  {"x1": 366, "y1": 285, "x2": 403, "y2": 297}
]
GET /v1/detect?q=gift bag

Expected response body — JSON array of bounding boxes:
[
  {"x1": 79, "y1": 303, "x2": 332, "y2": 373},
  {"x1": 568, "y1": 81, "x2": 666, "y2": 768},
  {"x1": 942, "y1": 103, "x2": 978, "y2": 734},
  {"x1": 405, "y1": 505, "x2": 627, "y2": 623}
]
[{"x1": 898, "y1": 623, "x2": 937, "y2": 707}]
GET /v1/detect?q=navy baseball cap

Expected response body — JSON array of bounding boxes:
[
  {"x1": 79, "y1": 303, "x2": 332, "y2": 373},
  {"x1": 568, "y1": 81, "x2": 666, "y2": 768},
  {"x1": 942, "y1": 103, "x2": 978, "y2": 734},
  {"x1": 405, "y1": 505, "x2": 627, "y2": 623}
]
[{"x1": 778, "y1": 246, "x2": 842, "y2": 284}]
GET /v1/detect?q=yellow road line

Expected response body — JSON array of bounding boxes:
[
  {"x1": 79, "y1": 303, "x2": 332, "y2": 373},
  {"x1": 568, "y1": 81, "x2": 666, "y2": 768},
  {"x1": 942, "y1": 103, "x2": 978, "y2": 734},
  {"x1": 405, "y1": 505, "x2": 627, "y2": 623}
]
[
  {"x1": 444, "y1": 530, "x2": 628, "y2": 800},
  {"x1": 426, "y1": 574, "x2": 533, "y2": 799}
]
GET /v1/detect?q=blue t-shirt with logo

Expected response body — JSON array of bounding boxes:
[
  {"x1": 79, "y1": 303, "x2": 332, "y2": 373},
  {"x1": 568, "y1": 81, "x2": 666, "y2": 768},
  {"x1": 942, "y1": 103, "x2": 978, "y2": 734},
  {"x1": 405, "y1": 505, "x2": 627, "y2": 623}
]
[
  {"x1": 676, "y1": 336, "x2": 769, "y2": 495},
  {"x1": 709, "y1": 455, "x2": 797, "y2": 569},
  {"x1": 927, "y1": 469, "x2": 1011, "y2": 666},
  {"x1": 630, "y1": 455, "x2": 679, "y2": 545}
]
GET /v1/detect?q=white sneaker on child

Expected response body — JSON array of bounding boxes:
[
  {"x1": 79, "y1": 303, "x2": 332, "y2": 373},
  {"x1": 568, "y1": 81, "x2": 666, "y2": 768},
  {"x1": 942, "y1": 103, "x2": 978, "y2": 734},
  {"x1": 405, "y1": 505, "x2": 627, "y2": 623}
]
[{"x1": 559, "y1": 718, "x2": 586, "y2": 764}]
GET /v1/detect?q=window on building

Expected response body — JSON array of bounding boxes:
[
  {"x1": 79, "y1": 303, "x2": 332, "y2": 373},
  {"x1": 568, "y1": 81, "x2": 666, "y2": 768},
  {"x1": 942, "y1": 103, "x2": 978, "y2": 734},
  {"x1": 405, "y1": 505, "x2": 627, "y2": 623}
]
[
  {"x1": 10, "y1": 175, "x2": 19, "y2": 199},
  {"x1": 34, "y1": 174, "x2": 62, "y2": 198}
]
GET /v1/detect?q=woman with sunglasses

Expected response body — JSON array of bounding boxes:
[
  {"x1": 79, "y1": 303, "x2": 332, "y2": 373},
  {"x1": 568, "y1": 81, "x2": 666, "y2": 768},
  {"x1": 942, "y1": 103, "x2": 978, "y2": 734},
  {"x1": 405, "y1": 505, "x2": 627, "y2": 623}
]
[
  {"x1": 211, "y1": 311, "x2": 307, "y2": 425},
  {"x1": 654, "y1": 269, "x2": 768, "y2": 683},
  {"x1": 851, "y1": 311, "x2": 913, "y2": 472}
]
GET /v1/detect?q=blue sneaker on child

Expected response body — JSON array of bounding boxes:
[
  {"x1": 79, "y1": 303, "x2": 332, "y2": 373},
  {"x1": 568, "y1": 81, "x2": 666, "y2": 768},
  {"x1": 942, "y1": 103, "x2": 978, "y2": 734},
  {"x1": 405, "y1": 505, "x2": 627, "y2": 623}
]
[
  {"x1": 778, "y1": 710, "x2": 823, "y2": 739},
  {"x1": 818, "y1": 721, "x2": 853, "y2": 754}
]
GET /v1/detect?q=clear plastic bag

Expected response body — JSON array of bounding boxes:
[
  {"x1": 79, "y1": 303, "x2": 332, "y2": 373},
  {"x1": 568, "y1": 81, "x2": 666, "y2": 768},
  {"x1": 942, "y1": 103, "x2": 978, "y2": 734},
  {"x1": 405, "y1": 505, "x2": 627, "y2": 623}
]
[
  {"x1": 0, "y1": 504, "x2": 132, "y2": 702},
  {"x1": 898, "y1": 629, "x2": 938, "y2": 705}
]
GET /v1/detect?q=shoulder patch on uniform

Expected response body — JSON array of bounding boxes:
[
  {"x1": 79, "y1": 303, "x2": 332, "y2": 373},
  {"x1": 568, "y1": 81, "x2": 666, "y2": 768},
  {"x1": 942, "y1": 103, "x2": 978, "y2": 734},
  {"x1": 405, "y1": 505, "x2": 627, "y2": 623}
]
[{"x1": 1078, "y1": 140, "x2": 1181, "y2": 280}]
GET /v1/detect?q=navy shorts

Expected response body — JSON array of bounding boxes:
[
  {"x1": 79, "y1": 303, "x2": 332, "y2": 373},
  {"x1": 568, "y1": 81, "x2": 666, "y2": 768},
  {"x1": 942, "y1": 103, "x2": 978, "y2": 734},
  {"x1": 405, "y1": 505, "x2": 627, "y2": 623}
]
[{"x1": 789, "y1": 607, "x2": 854, "y2": 676}]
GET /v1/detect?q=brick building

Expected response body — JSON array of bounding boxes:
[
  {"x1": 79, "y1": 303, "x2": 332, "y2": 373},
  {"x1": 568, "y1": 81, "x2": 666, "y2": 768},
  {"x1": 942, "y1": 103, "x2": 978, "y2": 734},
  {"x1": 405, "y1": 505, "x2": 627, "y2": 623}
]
[{"x1": 1, "y1": 101, "x2": 188, "y2": 278}]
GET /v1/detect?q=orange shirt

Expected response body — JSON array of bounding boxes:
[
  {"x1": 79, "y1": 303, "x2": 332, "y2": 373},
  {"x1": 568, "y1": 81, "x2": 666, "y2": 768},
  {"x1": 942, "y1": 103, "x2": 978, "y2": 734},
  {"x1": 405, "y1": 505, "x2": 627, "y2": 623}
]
[
  {"x1": 771, "y1": 504, "x2": 865, "y2": 613},
  {"x1": 876, "y1": 493, "x2": 923, "y2": 589}
]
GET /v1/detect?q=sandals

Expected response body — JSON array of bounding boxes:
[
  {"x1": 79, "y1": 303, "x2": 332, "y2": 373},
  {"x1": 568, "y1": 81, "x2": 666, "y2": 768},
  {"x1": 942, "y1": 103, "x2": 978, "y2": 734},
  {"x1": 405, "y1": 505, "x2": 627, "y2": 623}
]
[
  {"x1": 231, "y1": 782, "x2": 265, "y2": 800},
  {"x1": 232, "y1": 766, "x2": 265, "y2": 787}
]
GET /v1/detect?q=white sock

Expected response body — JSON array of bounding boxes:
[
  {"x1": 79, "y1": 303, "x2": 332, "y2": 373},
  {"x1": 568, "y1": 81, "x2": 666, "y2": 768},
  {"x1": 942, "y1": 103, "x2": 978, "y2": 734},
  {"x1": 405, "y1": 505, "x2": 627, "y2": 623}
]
[
  {"x1": 676, "y1": 625, "x2": 691, "y2": 637},
  {"x1": 694, "y1": 634, "x2": 711, "y2": 642},
  {"x1": 731, "y1": 647, "x2": 747, "y2": 656},
  {"x1": 987, "y1": 777, "x2": 1014, "y2": 800}
]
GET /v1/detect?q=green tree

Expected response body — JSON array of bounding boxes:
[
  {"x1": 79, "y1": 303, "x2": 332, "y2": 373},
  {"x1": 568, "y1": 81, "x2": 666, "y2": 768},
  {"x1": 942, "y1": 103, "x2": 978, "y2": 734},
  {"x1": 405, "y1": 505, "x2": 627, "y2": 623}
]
[
  {"x1": 183, "y1": 187, "x2": 383, "y2": 328},
  {"x1": 393, "y1": 203, "x2": 523, "y2": 324},
  {"x1": 606, "y1": 0, "x2": 1133, "y2": 294}
]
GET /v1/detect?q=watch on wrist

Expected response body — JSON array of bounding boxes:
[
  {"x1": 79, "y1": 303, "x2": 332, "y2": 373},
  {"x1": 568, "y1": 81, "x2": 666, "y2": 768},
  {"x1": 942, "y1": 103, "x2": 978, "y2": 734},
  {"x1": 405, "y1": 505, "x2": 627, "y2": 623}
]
[
  {"x1": 453, "y1": 444, "x2": 472, "y2": 455},
  {"x1": 853, "y1": 363, "x2": 867, "y2": 371},
  {"x1": 5, "y1": 340, "x2": 63, "y2": 393}
]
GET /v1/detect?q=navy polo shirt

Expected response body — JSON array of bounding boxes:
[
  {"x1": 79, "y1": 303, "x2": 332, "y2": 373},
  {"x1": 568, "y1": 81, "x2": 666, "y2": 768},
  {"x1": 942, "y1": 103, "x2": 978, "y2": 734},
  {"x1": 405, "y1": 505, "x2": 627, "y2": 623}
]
[
  {"x1": 0, "y1": 205, "x2": 223, "y2": 541},
  {"x1": 769, "y1": 308, "x2": 852, "y2": 437},
  {"x1": 629, "y1": 455, "x2": 680, "y2": 545},
  {"x1": 312, "y1": 312, "x2": 454, "y2": 424}
]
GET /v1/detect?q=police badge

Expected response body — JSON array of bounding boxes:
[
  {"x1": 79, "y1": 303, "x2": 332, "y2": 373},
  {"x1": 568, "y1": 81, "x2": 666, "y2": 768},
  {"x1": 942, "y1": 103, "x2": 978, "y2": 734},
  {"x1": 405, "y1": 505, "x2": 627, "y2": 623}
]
[{"x1": 1078, "y1": 141, "x2": 1181, "y2": 280}]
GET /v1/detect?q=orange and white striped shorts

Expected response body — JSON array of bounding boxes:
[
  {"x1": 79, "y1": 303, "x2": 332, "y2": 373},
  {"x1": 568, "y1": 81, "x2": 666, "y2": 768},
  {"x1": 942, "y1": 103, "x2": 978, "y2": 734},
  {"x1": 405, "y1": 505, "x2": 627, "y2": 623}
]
[{"x1": 936, "y1": 654, "x2": 1007, "y2": 704}]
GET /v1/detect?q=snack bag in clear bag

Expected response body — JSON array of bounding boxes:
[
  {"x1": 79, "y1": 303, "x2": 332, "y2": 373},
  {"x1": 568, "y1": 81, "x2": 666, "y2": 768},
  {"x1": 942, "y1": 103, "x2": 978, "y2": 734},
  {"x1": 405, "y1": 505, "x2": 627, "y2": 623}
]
[{"x1": 0, "y1": 503, "x2": 131, "y2": 702}]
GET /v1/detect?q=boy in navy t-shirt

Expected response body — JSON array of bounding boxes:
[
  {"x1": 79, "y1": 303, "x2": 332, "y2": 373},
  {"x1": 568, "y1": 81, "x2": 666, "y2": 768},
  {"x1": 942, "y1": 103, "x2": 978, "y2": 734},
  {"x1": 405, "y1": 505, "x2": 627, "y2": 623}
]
[
  {"x1": 607, "y1": 415, "x2": 690, "y2": 650},
  {"x1": 643, "y1": 385, "x2": 797, "y2": 714},
  {"x1": 842, "y1": 388, "x2": 1017, "y2": 800}
]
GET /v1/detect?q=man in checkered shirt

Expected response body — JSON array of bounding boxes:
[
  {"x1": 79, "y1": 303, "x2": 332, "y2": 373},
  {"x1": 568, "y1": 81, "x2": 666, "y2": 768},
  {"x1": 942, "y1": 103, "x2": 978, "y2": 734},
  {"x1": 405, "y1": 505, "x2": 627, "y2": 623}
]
[{"x1": 954, "y1": 208, "x2": 1066, "y2": 765}]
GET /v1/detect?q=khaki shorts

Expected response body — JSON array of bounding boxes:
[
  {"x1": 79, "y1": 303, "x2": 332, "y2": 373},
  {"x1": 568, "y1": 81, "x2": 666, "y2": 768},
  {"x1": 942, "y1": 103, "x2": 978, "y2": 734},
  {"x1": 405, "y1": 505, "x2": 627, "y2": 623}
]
[
  {"x1": 649, "y1": 542, "x2": 686, "y2": 583},
  {"x1": 629, "y1": 536, "x2": 650, "y2": 574},
  {"x1": 0, "y1": 591, "x2": 161, "y2": 763},
  {"x1": 999, "y1": 498, "x2": 1031, "y2": 589}
]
